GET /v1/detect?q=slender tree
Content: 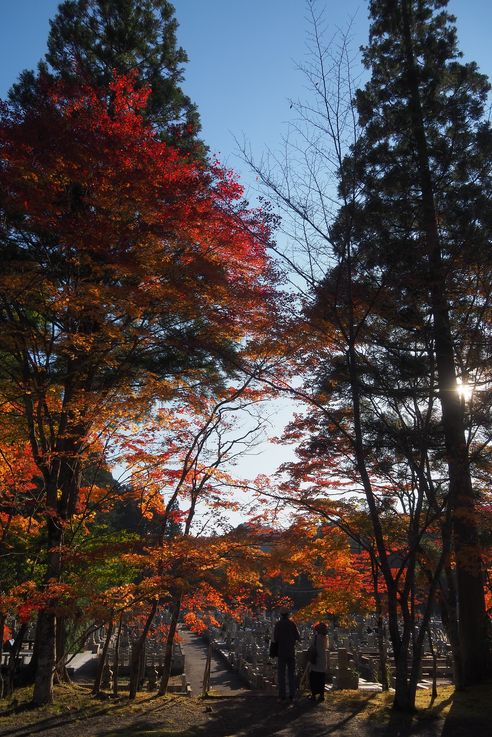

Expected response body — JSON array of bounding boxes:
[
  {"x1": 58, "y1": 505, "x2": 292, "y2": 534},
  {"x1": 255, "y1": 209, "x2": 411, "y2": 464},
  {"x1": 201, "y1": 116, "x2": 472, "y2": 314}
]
[
  {"x1": 244, "y1": 0, "x2": 492, "y2": 706},
  {"x1": 343, "y1": 0, "x2": 492, "y2": 685}
]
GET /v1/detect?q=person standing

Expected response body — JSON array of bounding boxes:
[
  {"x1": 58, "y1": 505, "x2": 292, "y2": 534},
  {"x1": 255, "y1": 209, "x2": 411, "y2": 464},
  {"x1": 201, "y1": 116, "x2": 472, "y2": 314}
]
[
  {"x1": 273, "y1": 607, "x2": 300, "y2": 703},
  {"x1": 308, "y1": 622, "x2": 329, "y2": 702}
]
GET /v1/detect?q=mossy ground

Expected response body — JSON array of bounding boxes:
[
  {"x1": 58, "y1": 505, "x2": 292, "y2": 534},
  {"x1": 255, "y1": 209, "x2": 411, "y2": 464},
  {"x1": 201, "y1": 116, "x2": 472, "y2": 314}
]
[
  {"x1": 1, "y1": 682, "x2": 491, "y2": 737},
  {"x1": 0, "y1": 683, "x2": 206, "y2": 737}
]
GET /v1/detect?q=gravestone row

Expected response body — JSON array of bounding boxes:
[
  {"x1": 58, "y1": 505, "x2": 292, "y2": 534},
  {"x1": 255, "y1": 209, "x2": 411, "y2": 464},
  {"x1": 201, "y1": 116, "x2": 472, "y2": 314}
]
[{"x1": 200, "y1": 612, "x2": 452, "y2": 692}]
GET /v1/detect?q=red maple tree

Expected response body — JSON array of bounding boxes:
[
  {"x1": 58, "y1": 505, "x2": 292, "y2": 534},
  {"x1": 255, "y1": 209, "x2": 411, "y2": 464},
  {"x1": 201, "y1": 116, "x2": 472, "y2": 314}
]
[{"x1": 0, "y1": 71, "x2": 274, "y2": 704}]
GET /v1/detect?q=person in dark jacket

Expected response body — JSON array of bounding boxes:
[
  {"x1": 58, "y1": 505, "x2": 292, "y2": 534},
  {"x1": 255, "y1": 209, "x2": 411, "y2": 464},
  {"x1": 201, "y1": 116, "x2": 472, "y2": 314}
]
[{"x1": 273, "y1": 607, "x2": 300, "y2": 702}]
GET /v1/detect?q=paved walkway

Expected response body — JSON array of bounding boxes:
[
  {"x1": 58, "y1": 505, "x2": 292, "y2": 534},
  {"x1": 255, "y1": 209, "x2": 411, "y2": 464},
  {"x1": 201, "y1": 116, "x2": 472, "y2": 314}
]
[
  {"x1": 63, "y1": 650, "x2": 99, "y2": 681},
  {"x1": 178, "y1": 628, "x2": 246, "y2": 696}
]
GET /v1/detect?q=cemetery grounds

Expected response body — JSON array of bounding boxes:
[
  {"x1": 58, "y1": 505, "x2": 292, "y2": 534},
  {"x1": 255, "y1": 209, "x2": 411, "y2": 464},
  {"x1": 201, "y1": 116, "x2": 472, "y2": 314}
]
[
  {"x1": 1, "y1": 681, "x2": 492, "y2": 737},
  {"x1": 1, "y1": 614, "x2": 491, "y2": 737}
]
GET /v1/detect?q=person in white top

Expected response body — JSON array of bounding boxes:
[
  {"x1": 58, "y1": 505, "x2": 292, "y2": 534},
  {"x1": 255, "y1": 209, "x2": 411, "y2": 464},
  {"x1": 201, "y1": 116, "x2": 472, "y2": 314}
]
[{"x1": 308, "y1": 622, "x2": 329, "y2": 702}]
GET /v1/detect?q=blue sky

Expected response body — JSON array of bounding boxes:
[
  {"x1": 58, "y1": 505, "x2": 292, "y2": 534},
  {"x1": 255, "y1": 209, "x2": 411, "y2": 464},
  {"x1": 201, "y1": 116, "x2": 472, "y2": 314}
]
[
  {"x1": 1, "y1": 0, "x2": 491, "y2": 482},
  {"x1": 1, "y1": 0, "x2": 491, "y2": 190}
]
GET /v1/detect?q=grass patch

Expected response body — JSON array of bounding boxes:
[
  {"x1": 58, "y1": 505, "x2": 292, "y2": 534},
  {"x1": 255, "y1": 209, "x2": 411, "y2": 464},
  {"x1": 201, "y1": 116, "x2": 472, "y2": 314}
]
[
  {"x1": 0, "y1": 683, "x2": 199, "y2": 736},
  {"x1": 336, "y1": 685, "x2": 455, "y2": 723},
  {"x1": 323, "y1": 683, "x2": 492, "y2": 731},
  {"x1": 0, "y1": 683, "x2": 96, "y2": 729},
  {"x1": 440, "y1": 682, "x2": 492, "y2": 723}
]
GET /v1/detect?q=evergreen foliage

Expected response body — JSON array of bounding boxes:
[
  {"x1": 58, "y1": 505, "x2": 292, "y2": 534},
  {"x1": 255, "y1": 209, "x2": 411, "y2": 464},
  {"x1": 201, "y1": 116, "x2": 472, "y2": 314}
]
[
  {"x1": 331, "y1": 0, "x2": 492, "y2": 687},
  {"x1": 9, "y1": 0, "x2": 203, "y2": 152}
]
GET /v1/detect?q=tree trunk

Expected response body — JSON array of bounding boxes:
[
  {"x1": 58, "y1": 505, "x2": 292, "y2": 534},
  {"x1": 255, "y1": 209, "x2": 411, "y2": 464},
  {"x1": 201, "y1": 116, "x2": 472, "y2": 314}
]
[
  {"x1": 347, "y1": 317, "x2": 416, "y2": 709},
  {"x1": 342, "y1": 240, "x2": 420, "y2": 711},
  {"x1": 55, "y1": 616, "x2": 71, "y2": 683},
  {"x1": 6, "y1": 622, "x2": 28, "y2": 697},
  {"x1": 31, "y1": 441, "x2": 85, "y2": 704},
  {"x1": 440, "y1": 565, "x2": 463, "y2": 689},
  {"x1": 391, "y1": 621, "x2": 417, "y2": 712},
  {"x1": 32, "y1": 610, "x2": 56, "y2": 705},
  {"x1": 129, "y1": 600, "x2": 157, "y2": 700},
  {"x1": 371, "y1": 558, "x2": 389, "y2": 691},
  {"x1": 93, "y1": 618, "x2": 113, "y2": 695},
  {"x1": 398, "y1": 0, "x2": 490, "y2": 685},
  {"x1": 113, "y1": 614, "x2": 123, "y2": 696},
  {"x1": 19, "y1": 611, "x2": 40, "y2": 686},
  {"x1": 0, "y1": 615, "x2": 5, "y2": 698},
  {"x1": 376, "y1": 616, "x2": 389, "y2": 692},
  {"x1": 32, "y1": 508, "x2": 63, "y2": 705},
  {"x1": 392, "y1": 665, "x2": 414, "y2": 711},
  {"x1": 158, "y1": 598, "x2": 181, "y2": 696},
  {"x1": 427, "y1": 626, "x2": 438, "y2": 701},
  {"x1": 138, "y1": 641, "x2": 146, "y2": 690}
]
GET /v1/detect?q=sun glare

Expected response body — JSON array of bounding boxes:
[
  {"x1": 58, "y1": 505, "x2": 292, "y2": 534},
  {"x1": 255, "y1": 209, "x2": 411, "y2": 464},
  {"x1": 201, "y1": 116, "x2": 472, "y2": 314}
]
[{"x1": 456, "y1": 377, "x2": 473, "y2": 402}]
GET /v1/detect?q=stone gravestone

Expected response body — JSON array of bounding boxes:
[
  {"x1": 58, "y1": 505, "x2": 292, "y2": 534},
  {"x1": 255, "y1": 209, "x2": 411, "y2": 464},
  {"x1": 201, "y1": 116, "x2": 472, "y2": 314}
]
[{"x1": 333, "y1": 648, "x2": 359, "y2": 690}]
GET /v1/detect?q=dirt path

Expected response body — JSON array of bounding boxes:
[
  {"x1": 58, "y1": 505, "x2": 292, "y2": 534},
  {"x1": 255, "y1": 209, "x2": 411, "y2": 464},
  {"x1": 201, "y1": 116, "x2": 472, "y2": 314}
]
[{"x1": 174, "y1": 691, "x2": 441, "y2": 737}]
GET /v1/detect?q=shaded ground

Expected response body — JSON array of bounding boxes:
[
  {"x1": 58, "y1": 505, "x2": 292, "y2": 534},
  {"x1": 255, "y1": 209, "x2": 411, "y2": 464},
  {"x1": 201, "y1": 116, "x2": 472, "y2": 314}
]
[
  {"x1": 1, "y1": 683, "x2": 491, "y2": 737},
  {"x1": 2, "y1": 634, "x2": 490, "y2": 736}
]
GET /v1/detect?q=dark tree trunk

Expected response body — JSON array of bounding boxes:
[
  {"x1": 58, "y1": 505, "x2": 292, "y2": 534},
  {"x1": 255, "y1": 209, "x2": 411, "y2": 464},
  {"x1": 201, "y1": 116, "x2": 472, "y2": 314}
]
[
  {"x1": 376, "y1": 615, "x2": 389, "y2": 692},
  {"x1": 20, "y1": 611, "x2": 41, "y2": 686},
  {"x1": 32, "y1": 508, "x2": 63, "y2": 705},
  {"x1": 370, "y1": 555, "x2": 389, "y2": 691},
  {"x1": 129, "y1": 601, "x2": 157, "y2": 700},
  {"x1": 0, "y1": 615, "x2": 5, "y2": 698},
  {"x1": 112, "y1": 614, "x2": 123, "y2": 696},
  {"x1": 32, "y1": 610, "x2": 56, "y2": 705},
  {"x1": 158, "y1": 598, "x2": 181, "y2": 695},
  {"x1": 55, "y1": 616, "x2": 71, "y2": 683},
  {"x1": 6, "y1": 622, "x2": 28, "y2": 697},
  {"x1": 440, "y1": 565, "x2": 463, "y2": 689},
  {"x1": 31, "y1": 443, "x2": 84, "y2": 704},
  {"x1": 93, "y1": 618, "x2": 113, "y2": 695},
  {"x1": 347, "y1": 311, "x2": 415, "y2": 709},
  {"x1": 341, "y1": 239, "x2": 419, "y2": 710},
  {"x1": 138, "y1": 642, "x2": 146, "y2": 690},
  {"x1": 202, "y1": 642, "x2": 212, "y2": 697},
  {"x1": 427, "y1": 626, "x2": 438, "y2": 701},
  {"x1": 391, "y1": 620, "x2": 417, "y2": 712}
]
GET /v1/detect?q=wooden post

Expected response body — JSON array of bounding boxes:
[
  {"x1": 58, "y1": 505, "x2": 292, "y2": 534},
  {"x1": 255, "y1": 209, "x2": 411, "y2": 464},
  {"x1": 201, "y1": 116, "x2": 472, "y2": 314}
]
[
  {"x1": 202, "y1": 643, "x2": 212, "y2": 697},
  {"x1": 427, "y1": 626, "x2": 438, "y2": 701}
]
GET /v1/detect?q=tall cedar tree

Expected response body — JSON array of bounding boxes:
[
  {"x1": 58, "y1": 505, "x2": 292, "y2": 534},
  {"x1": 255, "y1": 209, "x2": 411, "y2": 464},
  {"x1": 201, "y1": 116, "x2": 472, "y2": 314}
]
[
  {"x1": 0, "y1": 74, "x2": 271, "y2": 704},
  {"x1": 9, "y1": 0, "x2": 202, "y2": 153},
  {"x1": 337, "y1": 0, "x2": 492, "y2": 685}
]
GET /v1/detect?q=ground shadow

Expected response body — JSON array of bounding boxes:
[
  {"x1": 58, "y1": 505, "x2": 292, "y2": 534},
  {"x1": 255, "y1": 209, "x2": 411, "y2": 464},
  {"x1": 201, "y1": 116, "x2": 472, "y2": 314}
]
[
  {"x1": 440, "y1": 684, "x2": 492, "y2": 737},
  {"x1": 5, "y1": 686, "x2": 492, "y2": 737},
  {"x1": 98, "y1": 691, "x2": 380, "y2": 737},
  {"x1": 0, "y1": 691, "x2": 164, "y2": 737}
]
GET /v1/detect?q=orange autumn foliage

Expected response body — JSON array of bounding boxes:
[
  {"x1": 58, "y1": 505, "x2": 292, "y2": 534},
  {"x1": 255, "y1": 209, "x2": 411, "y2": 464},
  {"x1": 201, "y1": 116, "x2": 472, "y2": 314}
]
[{"x1": 0, "y1": 70, "x2": 274, "y2": 510}]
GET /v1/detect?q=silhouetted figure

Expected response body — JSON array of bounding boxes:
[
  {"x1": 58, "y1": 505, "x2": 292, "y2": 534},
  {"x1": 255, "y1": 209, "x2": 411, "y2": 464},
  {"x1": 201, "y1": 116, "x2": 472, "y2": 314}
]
[{"x1": 273, "y1": 607, "x2": 300, "y2": 702}]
